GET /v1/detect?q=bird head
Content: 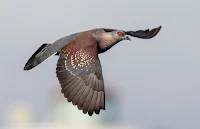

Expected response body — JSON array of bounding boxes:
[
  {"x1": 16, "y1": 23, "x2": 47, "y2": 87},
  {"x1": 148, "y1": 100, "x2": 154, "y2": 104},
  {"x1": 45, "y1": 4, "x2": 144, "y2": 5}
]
[{"x1": 111, "y1": 30, "x2": 131, "y2": 42}]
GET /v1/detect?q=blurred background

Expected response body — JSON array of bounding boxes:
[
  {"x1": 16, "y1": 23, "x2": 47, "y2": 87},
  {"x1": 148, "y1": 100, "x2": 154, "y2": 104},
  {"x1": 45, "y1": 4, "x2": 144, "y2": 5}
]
[{"x1": 0, "y1": 0, "x2": 200, "y2": 129}]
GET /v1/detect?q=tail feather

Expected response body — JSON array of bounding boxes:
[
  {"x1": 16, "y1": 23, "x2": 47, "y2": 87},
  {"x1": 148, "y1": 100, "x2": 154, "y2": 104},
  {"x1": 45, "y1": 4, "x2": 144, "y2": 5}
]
[{"x1": 24, "y1": 43, "x2": 57, "y2": 70}]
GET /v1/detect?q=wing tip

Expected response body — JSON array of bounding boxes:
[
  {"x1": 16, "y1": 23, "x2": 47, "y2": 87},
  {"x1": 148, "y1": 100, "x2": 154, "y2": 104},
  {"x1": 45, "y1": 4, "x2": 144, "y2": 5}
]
[
  {"x1": 147, "y1": 25, "x2": 162, "y2": 39},
  {"x1": 24, "y1": 62, "x2": 35, "y2": 71},
  {"x1": 126, "y1": 25, "x2": 162, "y2": 39}
]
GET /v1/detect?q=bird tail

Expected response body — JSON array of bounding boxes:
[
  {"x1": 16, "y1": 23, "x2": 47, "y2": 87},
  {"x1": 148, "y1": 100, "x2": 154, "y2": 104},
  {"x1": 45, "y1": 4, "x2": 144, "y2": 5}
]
[{"x1": 24, "y1": 43, "x2": 59, "y2": 71}]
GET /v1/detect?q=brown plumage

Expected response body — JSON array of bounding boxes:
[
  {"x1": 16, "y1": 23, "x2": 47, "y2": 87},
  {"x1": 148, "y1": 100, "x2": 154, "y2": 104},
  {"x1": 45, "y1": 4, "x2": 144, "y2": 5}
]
[
  {"x1": 56, "y1": 30, "x2": 105, "y2": 116},
  {"x1": 24, "y1": 26, "x2": 162, "y2": 116}
]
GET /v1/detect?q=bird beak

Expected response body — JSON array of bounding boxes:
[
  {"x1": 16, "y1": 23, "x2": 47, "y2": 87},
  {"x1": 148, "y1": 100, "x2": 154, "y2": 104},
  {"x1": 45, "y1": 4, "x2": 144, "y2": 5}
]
[{"x1": 125, "y1": 36, "x2": 131, "y2": 41}]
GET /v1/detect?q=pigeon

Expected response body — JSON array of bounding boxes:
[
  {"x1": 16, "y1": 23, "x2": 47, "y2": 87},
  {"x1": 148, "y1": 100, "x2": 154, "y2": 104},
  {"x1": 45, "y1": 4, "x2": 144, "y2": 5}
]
[{"x1": 24, "y1": 26, "x2": 162, "y2": 116}]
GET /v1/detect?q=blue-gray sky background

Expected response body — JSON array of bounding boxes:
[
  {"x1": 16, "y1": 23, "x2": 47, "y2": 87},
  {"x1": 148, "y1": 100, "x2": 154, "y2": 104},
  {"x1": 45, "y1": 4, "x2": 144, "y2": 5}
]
[{"x1": 0, "y1": 0, "x2": 200, "y2": 129}]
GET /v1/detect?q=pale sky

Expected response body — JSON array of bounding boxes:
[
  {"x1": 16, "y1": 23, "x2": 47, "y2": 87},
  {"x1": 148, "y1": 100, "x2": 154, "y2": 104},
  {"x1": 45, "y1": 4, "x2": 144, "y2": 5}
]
[{"x1": 1, "y1": 0, "x2": 200, "y2": 129}]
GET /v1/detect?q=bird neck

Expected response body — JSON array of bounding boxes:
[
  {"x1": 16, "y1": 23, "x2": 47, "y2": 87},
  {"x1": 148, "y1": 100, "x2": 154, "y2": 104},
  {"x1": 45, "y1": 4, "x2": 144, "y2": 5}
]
[{"x1": 97, "y1": 33, "x2": 119, "y2": 53}]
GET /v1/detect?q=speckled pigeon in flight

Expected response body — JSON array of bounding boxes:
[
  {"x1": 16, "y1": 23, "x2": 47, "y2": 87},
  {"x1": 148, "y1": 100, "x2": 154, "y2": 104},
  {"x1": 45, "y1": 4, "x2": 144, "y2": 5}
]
[{"x1": 24, "y1": 26, "x2": 162, "y2": 116}]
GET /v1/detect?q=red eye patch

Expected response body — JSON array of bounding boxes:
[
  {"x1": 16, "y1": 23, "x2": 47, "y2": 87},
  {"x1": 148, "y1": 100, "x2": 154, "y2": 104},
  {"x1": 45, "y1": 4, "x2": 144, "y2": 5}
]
[{"x1": 117, "y1": 31, "x2": 125, "y2": 36}]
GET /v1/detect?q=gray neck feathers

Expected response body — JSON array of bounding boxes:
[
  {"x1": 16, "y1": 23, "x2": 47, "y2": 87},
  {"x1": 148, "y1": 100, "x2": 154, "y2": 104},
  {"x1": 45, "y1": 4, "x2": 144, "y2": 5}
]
[{"x1": 94, "y1": 31, "x2": 117, "y2": 53}]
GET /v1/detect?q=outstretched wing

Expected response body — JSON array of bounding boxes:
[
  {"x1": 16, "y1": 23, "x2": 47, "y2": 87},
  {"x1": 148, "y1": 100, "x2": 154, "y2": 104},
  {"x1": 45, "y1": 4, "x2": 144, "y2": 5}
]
[
  {"x1": 56, "y1": 37, "x2": 105, "y2": 116},
  {"x1": 125, "y1": 26, "x2": 162, "y2": 39}
]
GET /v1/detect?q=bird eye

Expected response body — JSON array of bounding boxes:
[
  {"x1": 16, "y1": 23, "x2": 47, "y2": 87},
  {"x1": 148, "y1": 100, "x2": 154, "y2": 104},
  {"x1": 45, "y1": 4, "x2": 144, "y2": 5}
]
[{"x1": 117, "y1": 31, "x2": 124, "y2": 37}]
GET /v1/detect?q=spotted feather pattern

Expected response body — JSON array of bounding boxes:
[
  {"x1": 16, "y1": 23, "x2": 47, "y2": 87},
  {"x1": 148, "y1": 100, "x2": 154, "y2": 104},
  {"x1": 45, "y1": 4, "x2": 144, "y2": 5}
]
[{"x1": 56, "y1": 49, "x2": 105, "y2": 116}]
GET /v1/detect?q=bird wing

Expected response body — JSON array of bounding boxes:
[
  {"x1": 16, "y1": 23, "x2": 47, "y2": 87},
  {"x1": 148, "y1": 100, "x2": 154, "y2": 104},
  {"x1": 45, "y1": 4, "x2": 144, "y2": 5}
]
[
  {"x1": 24, "y1": 32, "x2": 80, "y2": 70},
  {"x1": 125, "y1": 26, "x2": 162, "y2": 39},
  {"x1": 56, "y1": 35, "x2": 105, "y2": 116}
]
